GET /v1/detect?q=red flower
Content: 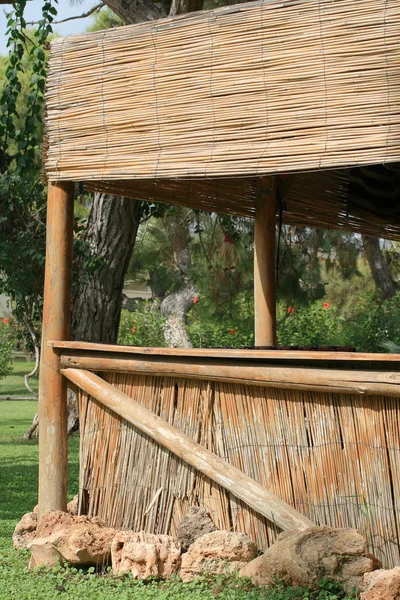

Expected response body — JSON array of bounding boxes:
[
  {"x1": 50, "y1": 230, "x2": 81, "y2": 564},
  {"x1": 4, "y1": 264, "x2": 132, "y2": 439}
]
[
  {"x1": 229, "y1": 328, "x2": 237, "y2": 335},
  {"x1": 193, "y1": 296, "x2": 198, "y2": 304},
  {"x1": 131, "y1": 326, "x2": 136, "y2": 333},
  {"x1": 323, "y1": 302, "x2": 331, "y2": 309},
  {"x1": 224, "y1": 233, "x2": 230, "y2": 243},
  {"x1": 2, "y1": 318, "x2": 9, "y2": 324},
  {"x1": 287, "y1": 306, "x2": 295, "y2": 314}
]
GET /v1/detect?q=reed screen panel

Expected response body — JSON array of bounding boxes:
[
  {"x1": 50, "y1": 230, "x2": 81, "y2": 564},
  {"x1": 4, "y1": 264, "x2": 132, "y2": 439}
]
[
  {"x1": 83, "y1": 170, "x2": 400, "y2": 240},
  {"x1": 45, "y1": 0, "x2": 400, "y2": 183},
  {"x1": 78, "y1": 372, "x2": 400, "y2": 568}
]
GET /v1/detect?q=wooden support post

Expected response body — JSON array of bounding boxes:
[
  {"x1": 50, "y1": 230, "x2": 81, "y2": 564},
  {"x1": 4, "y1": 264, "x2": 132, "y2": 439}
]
[
  {"x1": 254, "y1": 176, "x2": 277, "y2": 346},
  {"x1": 38, "y1": 181, "x2": 74, "y2": 519},
  {"x1": 62, "y1": 367, "x2": 314, "y2": 531}
]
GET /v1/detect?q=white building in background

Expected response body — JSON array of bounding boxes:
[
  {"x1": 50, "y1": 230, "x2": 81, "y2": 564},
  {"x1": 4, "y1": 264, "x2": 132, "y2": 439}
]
[
  {"x1": 0, "y1": 281, "x2": 152, "y2": 320},
  {"x1": 123, "y1": 280, "x2": 152, "y2": 300}
]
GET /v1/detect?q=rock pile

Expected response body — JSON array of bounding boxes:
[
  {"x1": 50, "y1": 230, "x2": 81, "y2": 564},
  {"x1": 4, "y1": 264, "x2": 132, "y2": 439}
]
[
  {"x1": 13, "y1": 509, "x2": 38, "y2": 551},
  {"x1": 15, "y1": 505, "x2": 390, "y2": 594},
  {"x1": 13, "y1": 494, "x2": 79, "y2": 551}
]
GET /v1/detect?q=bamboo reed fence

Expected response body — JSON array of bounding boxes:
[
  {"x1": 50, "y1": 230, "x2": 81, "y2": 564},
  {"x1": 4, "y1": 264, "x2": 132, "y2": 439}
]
[{"x1": 76, "y1": 369, "x2": 400, "y2": 568}]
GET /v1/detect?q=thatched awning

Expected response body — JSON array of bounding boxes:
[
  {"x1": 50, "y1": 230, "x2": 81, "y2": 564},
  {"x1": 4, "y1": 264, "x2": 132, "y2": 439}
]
[
  {"x1": 84, "y1": 168, "x2": 400, "y2": 239},
  {"x1": 44, "y1": 0, "x2": 400, "y2": 238}
]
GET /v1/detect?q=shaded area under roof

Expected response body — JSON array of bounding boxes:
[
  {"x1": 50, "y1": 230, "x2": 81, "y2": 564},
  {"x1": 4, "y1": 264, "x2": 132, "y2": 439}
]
[{"x1": 84, "y1": 167, "x2": 400, "y2": 239}]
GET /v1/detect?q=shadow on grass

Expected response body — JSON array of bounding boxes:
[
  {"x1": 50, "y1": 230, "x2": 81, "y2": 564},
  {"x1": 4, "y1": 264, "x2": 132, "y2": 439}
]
[{"x1": 0, "y1": 439, "x2": 79, "y2": 541}]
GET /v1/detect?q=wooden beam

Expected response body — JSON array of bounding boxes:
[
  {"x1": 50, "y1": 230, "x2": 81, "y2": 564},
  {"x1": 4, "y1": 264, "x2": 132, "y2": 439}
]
[
  {"x1": 59, "y1": 352, "x2": 400, "y2": 397},
  {"x1": 48, "y1": 340, "x2": 400, "y2": 362},
  {"x1": 254, "y1": 176, "x2": 277, "y2": 346},
  {"x1": 62, "y1": 367, "x2": 314, "y2": 531},
  {"x1": 38, "y1": 182, "x2": 74, "y2": 519}
]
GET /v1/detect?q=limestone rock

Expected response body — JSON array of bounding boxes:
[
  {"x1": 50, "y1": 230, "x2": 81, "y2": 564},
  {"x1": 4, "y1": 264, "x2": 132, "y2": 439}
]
[
  {"x1": 28, "y1": 534, "x2": 64, "y2": 569},
  {"x1": 361, "y1": 567, "x2": 400, "y2": 600},
  {"x1": 13, "y1": 497, "x2": 80, "y2": 551},
  {"x1": 240, "y1": 526, "x2": 381, "y2": 594},
  {"x1": 180, "y1": 530, "x2": 257, "y2": 582},
  {"x1": 111, "y1": 531, "x2": 181, "y2": 579},
  {"x1": 28, "y1": 510, "x2": 115, "y2": 569},
  {"x1": 176, "y1": 507, "x2": 216, "y2": 552},
  {"x1": 13, "y1": 511, "x2": 38, "y2": 550},
  {"x1": 67, "y1": 495, "x2": 79, "y2": 516}
]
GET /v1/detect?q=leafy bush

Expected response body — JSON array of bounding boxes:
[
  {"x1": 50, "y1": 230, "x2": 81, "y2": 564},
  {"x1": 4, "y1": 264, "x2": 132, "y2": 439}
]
[
  {"x1": 118, "y1": 302, "x2": 166, "y2": 347},
  {"x1": 0, "y1": 319, "x2": 14, "y2": 379},
  {"x1": 340, "y1": 291, "x2": 400, "y2": 352},
  {"x1": 278, "y1": 292, "x2": 400, "y2": 352},
  {"x1": 188, "y1": 319, "x2": 254, "y2": 348},
  {"x1": 187, "y1": 292, "x2": 255, "y2": 348},
  {"x1": 117, "y1": 292, "x2": 400, "y2": 352},
  {"x1": 278, "y1": 302, "x2": 343, "y2": 347}
]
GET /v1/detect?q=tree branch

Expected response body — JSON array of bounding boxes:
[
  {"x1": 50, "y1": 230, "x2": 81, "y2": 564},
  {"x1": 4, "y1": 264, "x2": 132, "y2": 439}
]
[
  {"x1": 103, "y1": 0, "x2": 165, "y2": 24},
  {"x1": 26, "y1": 3, "x2": 105, "y2": 26}
]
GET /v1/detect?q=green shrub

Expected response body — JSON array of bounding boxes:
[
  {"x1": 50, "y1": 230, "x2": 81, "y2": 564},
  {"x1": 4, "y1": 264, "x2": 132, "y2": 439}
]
[
  {"x1": 277, "y1": 302, "x2": 343, "y2": 347},
  {"x1": 118, "y1": 302, "x2": 166, "y2": 347},
  {"x1": 340, "y1": 291, "x2": 400, "y2": 352},
  {"x1": 117, "y1": 292, "x2": 400, "y2": 352},
  {"x1": 188, "y1": 319, "x2": 254, "y2": 348},
  {"x1": 277, "y1": 292, "x2": 400, "y2": 352},
  {"x1": 0, "y1": 319, "x2": 14, "y2": 379},
  {"x1": 187, "y1": 292, "x2": 255, "y2": 348}
]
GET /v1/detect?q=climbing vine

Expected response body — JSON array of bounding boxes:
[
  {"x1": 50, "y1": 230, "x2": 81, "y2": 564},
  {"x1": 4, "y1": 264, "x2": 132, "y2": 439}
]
[
  {"x1": 0, "y1": 0, "x2": 57, "y2": 174},
  {"x1": 0, "y1": 0, "x2": 58, "y2": 378}
]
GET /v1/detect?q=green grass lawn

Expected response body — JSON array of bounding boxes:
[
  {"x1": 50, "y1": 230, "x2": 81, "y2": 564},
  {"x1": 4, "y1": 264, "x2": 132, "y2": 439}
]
[
  {"x1": 0, "y1": 359, "x2": 38, "y2": 396},
  {"x1": 0, "y1": 402, "x2": 356, "y2": 600}
]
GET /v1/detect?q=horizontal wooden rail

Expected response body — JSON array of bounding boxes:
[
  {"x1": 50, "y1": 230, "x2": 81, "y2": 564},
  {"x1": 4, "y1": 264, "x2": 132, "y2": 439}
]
[
  {"x1": 62, "y1": 367, "x2": 314, "y2": 532},
  {"x1": 50, "y1": 340, "x2": 400, "y2": 361},
  {"x1": 60, "y1": 352, "x2": 400, "y2": 397}
]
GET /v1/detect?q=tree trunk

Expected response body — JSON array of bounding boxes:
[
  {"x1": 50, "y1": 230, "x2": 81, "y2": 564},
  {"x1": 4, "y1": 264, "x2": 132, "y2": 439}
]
[
  {"x1": 159, "y1": 215, "x2": 197, "y2": 348},
  {"x1": 160, "y1": 282, "x2": 196, "y2": 347},
  {"x1": 72, "y1": 194, "x2": 142, "y2": 343},
  {"x1": 362, "y1": 235, "x2": 397, "y2": 299}
]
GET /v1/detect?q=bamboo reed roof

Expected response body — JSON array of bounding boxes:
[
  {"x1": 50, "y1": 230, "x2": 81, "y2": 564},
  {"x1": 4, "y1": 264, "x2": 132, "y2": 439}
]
[{"x1": 45, "y1": 0, "x2": 400, "y2": 238}]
